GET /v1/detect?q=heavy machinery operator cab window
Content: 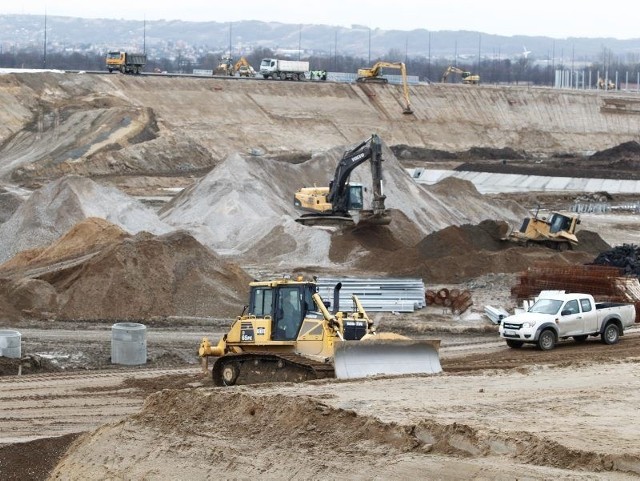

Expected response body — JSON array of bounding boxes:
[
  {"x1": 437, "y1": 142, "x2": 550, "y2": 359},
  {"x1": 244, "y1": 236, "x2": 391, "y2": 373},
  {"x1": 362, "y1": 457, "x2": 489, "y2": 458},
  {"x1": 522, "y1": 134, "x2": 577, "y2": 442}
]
[
  {"x1": 249, "y1": 287, "x2": 273, "y2": 318},
  {"x1": 274, "y1": 287, "x2": 303, "y2": 341},
  {"x1": 549, "y1": 214, "x2": 571, "y2": 233},
  {"x1": 347, "y1": 185, "x2": 364, "y2": 210}
]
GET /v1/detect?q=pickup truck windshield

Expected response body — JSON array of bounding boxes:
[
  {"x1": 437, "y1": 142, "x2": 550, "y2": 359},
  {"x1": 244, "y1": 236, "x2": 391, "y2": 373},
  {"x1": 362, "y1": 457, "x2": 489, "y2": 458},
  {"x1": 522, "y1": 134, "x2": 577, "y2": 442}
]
[{"x1": 529, "y1": 299, "x2": 563, "y2": 315}]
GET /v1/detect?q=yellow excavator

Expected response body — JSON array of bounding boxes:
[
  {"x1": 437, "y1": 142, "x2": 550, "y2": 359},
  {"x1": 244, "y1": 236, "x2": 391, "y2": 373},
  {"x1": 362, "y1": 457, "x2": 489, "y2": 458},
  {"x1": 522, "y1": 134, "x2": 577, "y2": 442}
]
[
  {"x1": 502, "y1": 208, "x2": 580, "y2": 251},
  {"x1": 441, "y1": 66, "x2": 480, "y2": 84},
  {"x1": 356, "y1": 61, "x2": 413, "y2": 114},
  {"x1": 234, "y1": 57, "x2": 256, "y2": 77},
  {"x1": 198, "y1": 276, "x2": 442, "y2": 386},
  {"x1": 294, "y1": 134, "x2": 390, "y2": 227}
]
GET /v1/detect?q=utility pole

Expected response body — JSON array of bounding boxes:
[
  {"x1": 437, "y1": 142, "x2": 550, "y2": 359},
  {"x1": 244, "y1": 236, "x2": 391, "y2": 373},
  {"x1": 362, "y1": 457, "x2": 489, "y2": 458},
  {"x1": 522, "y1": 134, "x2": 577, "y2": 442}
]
[
  {"x1": 43, "y1": 9, "x2": 47, "y2": 68},
  {"x1": 405, "y1": 37, "x2": 408, "y2": 64},
  {"x1": 368, "y1": 27, "x2": 371, "y2": 64},
  {"x1": 298, "y1": 24, "x2": 301, "y2": 60},
  {"x1": 427, "y1": 31, "x2": 431, "y2": 82},
  {"x1": 229, "y1": 22, "x2": 232, "y2": 57},
  {"x1": 143, "y1": 16, "x2": 146, "y2": 54},
  {"x1": 334, "y1": 28, "x2": 338, "y2": 71}
]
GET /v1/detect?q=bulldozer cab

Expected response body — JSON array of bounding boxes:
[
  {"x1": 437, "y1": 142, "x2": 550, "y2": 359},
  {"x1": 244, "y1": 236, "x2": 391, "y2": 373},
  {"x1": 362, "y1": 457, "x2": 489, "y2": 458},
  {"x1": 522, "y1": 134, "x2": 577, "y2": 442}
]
[
  {"x1": 249, "y1": 282, "x2": 315, "y2": 341},
  {"x1": 548, "y1": 212, "x2": 575, "y2": 233}
]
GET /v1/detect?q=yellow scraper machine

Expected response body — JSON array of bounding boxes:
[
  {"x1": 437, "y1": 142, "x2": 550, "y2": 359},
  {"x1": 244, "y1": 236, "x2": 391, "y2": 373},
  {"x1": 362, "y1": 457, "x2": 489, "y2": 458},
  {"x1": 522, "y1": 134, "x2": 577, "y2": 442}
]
[
  {"x1": 293, "y1": 134, "x2": 392, "y2": 227},
  {"x1": 198, "y1": 276, "x2": 441, "y2": 386}
]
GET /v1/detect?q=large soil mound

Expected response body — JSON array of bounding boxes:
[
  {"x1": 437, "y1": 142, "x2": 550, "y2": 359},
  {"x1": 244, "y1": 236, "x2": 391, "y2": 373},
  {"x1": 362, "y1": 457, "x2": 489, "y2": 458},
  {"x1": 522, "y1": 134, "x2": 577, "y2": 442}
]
[
  {"x1": 0, "y1": 218, "x2": 251, "y2": 320},
  {"x1": 0, "y1": 175, "x2": 170, "y2": 264},
  {"x1": 160, "y1": 143, "x2": 529, "y2": 272}
]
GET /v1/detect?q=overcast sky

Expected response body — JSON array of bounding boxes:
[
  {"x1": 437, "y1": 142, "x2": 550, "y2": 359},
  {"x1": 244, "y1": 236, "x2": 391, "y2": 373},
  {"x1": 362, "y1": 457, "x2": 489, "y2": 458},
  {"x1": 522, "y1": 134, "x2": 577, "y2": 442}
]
[{"x1": 7, "y1": 1, "x2": 640, "y2": 40}]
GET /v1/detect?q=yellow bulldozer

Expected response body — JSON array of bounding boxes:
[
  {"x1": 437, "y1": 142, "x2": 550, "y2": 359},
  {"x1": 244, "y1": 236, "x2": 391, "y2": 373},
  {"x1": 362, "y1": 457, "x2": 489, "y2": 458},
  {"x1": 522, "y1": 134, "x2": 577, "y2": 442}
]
[
  {"x1": 502, "y1": 208, "x2": 580, "y2": 251},
  {"x1": 198, "y1": 276, "x2": 442, "y2": 386},
  {"x1": 441, "y1": 66, "x2": 480, "y2": 84}
]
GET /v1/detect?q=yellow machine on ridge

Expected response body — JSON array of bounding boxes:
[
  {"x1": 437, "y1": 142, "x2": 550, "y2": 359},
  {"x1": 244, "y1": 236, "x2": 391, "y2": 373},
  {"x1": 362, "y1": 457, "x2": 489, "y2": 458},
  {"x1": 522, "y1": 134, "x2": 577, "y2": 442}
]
[
  {"x1": 198, "y1": 276, "x2": 442, "y2": 386},
  {"x1": 441, "y1": 66, "x2": 480, "y2": 84},
  {"x1": 356, "y1": 61, "x2": 413, "y2": 114}
]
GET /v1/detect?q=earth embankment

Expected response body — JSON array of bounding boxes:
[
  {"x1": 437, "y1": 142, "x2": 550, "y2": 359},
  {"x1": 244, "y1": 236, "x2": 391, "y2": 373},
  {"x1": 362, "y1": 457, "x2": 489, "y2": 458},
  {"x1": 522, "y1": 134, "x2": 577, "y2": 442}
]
[{"x1": 1, "y1": 73, "x2": 639, "y2": 184}]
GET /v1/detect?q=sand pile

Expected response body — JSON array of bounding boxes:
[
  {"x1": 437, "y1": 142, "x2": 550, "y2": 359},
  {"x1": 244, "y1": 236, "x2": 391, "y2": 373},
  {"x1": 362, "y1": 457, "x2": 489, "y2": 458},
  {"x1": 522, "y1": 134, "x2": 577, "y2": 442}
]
[
  {"x1": 0, "y1": 185, "x2": 26, "y2": 223},
  {"x1": 0, "y1": 175, "x2": 170, "y2": 264},
  {"x1": 160, "y1": 141, "x2": 529, "y2": 271},
  {"x1": 51, "y1": 382, "x2": 639, "y2": 480},
  {"x1": 0, "y1": 218, "x2": 251, "y2": 320}
]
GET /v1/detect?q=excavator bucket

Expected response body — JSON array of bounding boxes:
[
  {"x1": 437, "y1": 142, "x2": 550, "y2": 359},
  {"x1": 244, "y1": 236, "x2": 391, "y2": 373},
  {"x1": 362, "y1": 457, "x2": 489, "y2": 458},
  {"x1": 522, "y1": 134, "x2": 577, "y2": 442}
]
[{"x1": 333, "y1": 339, "x2": 442, "y2": 379}]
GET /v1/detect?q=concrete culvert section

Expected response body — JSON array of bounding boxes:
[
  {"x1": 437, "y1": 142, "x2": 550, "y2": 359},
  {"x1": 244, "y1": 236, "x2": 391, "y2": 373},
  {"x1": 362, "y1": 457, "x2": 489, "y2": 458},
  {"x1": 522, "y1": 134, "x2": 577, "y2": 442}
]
[
  {"x1": 111, "y1": 323, "x2": 146, "y2": 365},
  {"x1": 0, "y1": 330, "x2": 21, "y2": 358}
]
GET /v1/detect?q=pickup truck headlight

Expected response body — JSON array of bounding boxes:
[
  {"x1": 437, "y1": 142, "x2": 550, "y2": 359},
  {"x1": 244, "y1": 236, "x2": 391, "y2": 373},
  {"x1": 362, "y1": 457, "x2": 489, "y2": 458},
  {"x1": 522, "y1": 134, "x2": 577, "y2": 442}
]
[{"x1": 522, "y1": 321, "x2": 537, "y2": 328}]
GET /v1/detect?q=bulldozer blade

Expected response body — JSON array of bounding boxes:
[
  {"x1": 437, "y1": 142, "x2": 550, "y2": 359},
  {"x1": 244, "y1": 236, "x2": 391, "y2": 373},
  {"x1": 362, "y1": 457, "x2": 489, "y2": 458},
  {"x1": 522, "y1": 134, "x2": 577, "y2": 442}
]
[{"x1": 333, "y1": 339, "x2": 442, "y2": 380}]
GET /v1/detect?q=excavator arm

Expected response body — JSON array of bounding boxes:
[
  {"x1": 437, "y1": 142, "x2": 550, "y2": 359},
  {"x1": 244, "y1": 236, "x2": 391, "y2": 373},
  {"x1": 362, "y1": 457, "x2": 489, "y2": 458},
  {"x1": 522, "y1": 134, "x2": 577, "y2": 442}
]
[
  {"x1": 294, "y1": 134, "x2": 391, "y2": 226},
  {"x1": 327, "y1": 134, "x2": 386, "y2": 217},
  {"x1": 356, "y1": 62, "x2": 413, "y2": 114}
]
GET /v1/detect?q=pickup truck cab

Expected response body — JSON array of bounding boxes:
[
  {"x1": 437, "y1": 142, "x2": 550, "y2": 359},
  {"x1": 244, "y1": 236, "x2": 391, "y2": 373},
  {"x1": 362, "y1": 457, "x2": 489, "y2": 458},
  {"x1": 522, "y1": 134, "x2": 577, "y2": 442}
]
[{"x1": 499, "y1": 291, "x2": 636, "y2": 350}]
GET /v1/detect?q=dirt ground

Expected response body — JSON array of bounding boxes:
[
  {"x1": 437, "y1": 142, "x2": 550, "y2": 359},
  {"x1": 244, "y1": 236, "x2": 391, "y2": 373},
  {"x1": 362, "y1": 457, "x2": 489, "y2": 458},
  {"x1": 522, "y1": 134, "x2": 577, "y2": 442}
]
[{"x1": 3, "y1": 73, "x2": 640, "y2": 479}]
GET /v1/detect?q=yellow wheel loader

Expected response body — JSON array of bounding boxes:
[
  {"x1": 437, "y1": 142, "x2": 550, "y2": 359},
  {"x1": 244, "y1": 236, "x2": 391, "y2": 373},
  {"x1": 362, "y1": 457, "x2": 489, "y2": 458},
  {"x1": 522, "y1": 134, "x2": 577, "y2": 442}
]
[
  {"x1": 293, "y1": 134, "x2": 391, "y2": 227},
  {"x1": 198, "y1": 277, "x2": 441, "y2": 386}
]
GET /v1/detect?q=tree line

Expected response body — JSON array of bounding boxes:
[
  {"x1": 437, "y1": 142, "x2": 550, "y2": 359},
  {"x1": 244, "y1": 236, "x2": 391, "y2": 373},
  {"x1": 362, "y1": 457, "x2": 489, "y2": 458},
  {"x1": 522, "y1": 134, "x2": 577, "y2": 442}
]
[{"x1": 2, "y1": 47, "x2": 638, "y2": 87}]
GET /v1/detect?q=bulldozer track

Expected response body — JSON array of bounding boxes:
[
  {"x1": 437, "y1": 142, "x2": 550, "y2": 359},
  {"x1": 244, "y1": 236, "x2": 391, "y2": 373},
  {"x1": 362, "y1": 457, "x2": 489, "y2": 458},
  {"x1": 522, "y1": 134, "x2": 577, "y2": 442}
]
[{"x1": 211, "y1": 351, "x2": 334, "y2": 386}]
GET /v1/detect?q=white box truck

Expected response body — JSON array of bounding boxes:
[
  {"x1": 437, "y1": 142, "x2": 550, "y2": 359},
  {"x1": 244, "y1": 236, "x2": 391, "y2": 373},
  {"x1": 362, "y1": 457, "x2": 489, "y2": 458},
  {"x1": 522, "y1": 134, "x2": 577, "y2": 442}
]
[{"x1": 259, "y1": 58, "x2": 309, "y2": 81}]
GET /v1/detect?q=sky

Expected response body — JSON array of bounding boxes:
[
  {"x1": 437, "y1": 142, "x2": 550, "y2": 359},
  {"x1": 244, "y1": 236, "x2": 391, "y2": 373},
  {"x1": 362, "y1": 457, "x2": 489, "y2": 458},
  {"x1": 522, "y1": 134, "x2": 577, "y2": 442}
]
[{"x1": 6, "y1": 1, "x2": 640, "y2": 40}]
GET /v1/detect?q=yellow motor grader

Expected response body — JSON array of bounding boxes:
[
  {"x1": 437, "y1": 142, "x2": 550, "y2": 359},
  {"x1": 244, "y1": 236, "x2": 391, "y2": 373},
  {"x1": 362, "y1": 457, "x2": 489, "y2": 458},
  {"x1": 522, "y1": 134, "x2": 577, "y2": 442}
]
[{"x1": 198, "y1": 276, "x2": 441, "y2": 386}]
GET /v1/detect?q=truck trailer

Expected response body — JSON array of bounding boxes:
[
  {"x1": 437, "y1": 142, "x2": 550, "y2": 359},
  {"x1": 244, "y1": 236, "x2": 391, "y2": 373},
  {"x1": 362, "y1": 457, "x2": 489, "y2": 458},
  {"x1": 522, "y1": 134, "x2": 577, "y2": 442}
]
[{"x1": 259, "y1": 58, "x2": 309, "y2": 81}]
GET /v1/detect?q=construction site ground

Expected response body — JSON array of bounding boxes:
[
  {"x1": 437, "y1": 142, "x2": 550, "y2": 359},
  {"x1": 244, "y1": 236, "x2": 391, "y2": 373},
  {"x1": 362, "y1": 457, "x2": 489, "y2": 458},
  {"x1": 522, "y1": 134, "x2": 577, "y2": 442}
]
[{"x1": 2, "y1": 73, "x2": 640, "y2": 479}]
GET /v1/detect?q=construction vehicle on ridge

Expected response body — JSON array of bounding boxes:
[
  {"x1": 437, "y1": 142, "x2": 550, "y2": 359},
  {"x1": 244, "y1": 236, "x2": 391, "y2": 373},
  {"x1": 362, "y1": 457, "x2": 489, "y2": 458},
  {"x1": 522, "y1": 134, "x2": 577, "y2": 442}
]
[
  {"x1": 356, "y1": 61, "x2": 413, "y2": 114},
  {"x1": 441, "y1": 66, "x2": 480, "y2": 84},
  {"x1": 106, "y1": 51, "x2": 146, "y2": 74},
  {"x1": 294, "y1": 134, "x2": 391, "y2": 227},
  {"x1": 502, "y1": 208, "x2": 580, "y2": 251},
  {"x1": 198, "y1": 276, "x2": 442, "y2": 386},
  {"x1": 214, "y1": 55, "x2": 235, "y2": 76},
  {"x1": 234, "y1": 57, "x2": 256, "y2": 77}
]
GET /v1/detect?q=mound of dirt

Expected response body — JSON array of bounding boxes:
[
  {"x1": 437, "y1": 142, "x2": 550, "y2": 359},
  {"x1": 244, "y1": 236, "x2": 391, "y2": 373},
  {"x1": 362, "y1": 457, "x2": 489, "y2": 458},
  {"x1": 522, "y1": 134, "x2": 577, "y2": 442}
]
[
  {"x1": 53, "y1": 229, "x2": 251, "y2": 320},
  {"x1": 589, "y1": 140, "x2": 640, "y2": 161},
  {"x1": 0, "y1": 219, "x2": 251, "y2": 320},
  {"x1": 0, "y1": 175, "x2": 170, "y2": 264},
  {"x1": 160, "y1": 143, "x2": 528, "y2": 273}
]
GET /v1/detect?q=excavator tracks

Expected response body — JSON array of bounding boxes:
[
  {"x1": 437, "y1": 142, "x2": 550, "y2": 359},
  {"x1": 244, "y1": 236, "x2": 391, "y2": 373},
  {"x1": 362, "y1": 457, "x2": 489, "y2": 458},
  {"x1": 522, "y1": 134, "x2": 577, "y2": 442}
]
[{"x1": 211, "y1": 352, "x2": 335, "y2": 386}]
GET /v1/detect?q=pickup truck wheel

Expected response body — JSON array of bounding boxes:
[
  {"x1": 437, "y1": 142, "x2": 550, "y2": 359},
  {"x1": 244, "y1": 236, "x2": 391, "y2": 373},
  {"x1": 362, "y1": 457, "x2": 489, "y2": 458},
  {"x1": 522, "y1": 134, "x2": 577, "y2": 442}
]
[
  {"x1": 601, "y1": 323, "x2": 620, "y2": 345},
  {"x1": 573, "y1": 335, "x2": 588, "y2": 343},
  {"x1": 537, "y1": 329, "x2": 556, "y2": 351},
  {"x1": 506, "y1": 339, "x2": 524, "y2": 348}
]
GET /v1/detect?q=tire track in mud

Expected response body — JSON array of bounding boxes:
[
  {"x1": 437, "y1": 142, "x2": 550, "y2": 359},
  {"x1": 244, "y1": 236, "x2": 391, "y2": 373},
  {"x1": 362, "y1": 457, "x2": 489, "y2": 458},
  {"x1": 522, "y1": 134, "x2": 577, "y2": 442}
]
[
  {"x1": 442, "y1": 330, "x2": 640, "y2": 373},
  {"x1": 0, "y1": 366, "x2": 202, "y2": 445}
]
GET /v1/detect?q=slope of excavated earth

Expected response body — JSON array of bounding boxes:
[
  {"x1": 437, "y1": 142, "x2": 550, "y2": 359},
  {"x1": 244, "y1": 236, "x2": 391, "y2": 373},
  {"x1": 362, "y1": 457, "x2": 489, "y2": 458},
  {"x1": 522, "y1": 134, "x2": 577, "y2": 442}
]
[
  {"x1": 0, "y1": 175, "x2": 170, "y2": 264},
  {"x1": 51, "y1": 361, "x2": 640, "y2": 480},
  {"x1": 0, "y1": 218, "x2": 251, "y2": 321},
  {"x1": 159, "y1": 144, "x2": 530, "y2": 271}
]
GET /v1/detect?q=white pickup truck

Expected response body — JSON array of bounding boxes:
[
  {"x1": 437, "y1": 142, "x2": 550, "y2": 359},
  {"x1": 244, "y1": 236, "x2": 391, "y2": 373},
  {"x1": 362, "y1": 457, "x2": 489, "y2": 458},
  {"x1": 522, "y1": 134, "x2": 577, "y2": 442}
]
[{"x1": 499, "y1": 291, "x2": 636, "y2": 350}]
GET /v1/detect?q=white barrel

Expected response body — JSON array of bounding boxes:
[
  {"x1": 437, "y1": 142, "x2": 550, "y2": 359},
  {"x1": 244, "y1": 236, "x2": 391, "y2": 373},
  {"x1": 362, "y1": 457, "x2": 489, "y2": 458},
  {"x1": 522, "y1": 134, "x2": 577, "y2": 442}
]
[
  {"x1": 111, "y1": 323, "x2": 147, "y2": 365},
  {"x1": 0, "y1": 330, "x2": 21, "y2": 358}
]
